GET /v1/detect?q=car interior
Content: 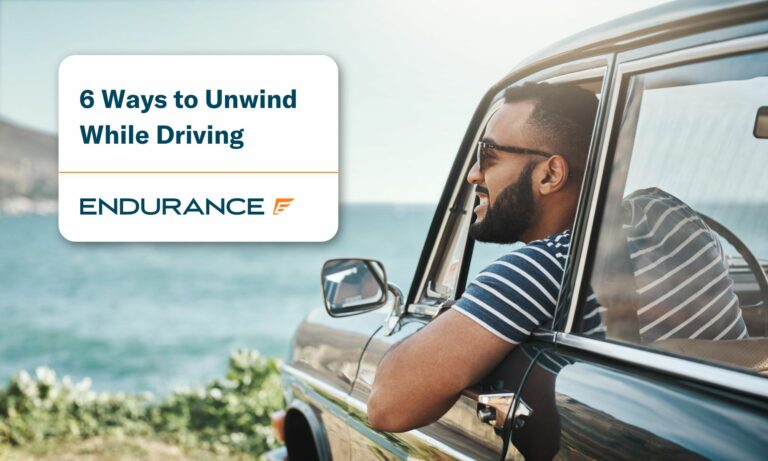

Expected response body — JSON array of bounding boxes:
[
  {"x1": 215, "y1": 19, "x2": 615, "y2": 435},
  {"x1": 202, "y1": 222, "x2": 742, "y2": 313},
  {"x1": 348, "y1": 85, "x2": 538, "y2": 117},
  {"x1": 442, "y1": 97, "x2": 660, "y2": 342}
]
[
  {"x1": 591, "y1": 186, "x2": 768, "y2": 375},
  {"x1": 584, "y1": 55, "x2": 768, "y2": 376}
]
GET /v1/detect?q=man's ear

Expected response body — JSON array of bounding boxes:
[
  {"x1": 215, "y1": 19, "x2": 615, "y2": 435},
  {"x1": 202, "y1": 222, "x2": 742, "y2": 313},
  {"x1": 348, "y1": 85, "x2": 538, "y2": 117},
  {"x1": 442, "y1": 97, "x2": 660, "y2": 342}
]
[{"x1": 537, "y1": 155, "x2": 570, "y2": 196}]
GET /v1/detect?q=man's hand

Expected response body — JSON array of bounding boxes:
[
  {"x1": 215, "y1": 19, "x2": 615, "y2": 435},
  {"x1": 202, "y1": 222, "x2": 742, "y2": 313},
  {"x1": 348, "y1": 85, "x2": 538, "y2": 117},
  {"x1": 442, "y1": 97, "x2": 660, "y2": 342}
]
[{"x1": 367, "y1": 309, "x2": 517, "y2": 432}]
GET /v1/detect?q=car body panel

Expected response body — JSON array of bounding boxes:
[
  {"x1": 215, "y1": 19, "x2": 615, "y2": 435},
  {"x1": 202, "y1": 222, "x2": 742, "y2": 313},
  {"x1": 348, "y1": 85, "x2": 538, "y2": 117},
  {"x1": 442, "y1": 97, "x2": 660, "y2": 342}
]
[
  {"x1": 282, "y1": 364, "x2": 352, "y2": 460},
  {"x1": 285, "y1": 306, "x2": 390, "y2": 460},
  {"x1": 509, "y1": 346, "x2": 768, "y2": 460},
  {"x1": 289, "y1": 306, "x2": 390, "y2": 393}
]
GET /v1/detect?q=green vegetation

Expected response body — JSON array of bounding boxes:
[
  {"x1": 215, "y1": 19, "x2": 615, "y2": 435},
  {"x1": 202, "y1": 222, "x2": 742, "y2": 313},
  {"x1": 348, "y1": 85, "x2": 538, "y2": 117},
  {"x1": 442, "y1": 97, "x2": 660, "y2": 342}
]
[{"x1": 0, "y1": 350, "x2": 284, "y2": 460}]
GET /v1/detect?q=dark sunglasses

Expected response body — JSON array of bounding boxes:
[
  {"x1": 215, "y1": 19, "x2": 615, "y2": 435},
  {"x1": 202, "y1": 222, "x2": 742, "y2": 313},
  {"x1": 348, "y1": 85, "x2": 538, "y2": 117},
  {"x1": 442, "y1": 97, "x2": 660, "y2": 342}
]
[{"x1": 476, "y1": 140, "x2": 554, "y2": 171}]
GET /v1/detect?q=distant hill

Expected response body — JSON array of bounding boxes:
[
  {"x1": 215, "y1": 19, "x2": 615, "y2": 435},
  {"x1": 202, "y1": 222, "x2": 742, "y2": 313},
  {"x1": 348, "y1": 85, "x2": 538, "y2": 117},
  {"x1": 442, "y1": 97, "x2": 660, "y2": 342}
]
[{"x1": 0, "y1": 118, "x2": 57, "y2": 213}]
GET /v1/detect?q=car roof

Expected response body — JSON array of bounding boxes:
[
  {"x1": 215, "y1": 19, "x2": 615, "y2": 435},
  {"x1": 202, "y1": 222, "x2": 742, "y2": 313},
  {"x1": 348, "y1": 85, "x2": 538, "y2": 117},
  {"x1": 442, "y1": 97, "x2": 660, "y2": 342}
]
[{"x1": 510, "y1": 0, "x2": 767, "y2": 76}]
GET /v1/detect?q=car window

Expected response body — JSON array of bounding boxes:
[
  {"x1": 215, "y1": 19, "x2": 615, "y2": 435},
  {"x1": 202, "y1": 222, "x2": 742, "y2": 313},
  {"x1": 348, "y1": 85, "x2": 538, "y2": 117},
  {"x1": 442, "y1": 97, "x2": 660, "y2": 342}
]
[
  {"x1": 577, "y1": 47, "x2": 768, "y2": 377},
  {"x1": 466, "y1": 78, "x2": 604, "y2": 298},
  {"x1": 416, "y1": 70, "x2": 604, "y2": 313},
  {"x1": 413, "y1": 100, "x2": 506, "y2": 309},
  {"x1": 428, "y1": 190, "x2": 474, "y2": 300}
]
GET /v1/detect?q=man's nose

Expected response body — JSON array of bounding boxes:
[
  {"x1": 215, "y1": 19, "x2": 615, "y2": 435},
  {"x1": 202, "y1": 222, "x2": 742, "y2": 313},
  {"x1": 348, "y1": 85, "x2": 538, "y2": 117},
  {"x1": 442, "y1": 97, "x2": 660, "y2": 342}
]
[{"x1": 467, "y1": 160, "x2": 482, "y2": 185}]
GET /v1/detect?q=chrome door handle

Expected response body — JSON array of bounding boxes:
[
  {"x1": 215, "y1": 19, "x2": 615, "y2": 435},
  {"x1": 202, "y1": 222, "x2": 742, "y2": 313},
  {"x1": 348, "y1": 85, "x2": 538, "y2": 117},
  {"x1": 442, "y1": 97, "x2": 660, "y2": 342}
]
[
  {"x1": 462, "y1": 388, "x2": 533, "y2": 430},
  {"x1": 382, "y1": 282, "x2": 405, "y2": 336},
  {"x1": 477, "y1": 407, "x2": 495, "y2": 423}
]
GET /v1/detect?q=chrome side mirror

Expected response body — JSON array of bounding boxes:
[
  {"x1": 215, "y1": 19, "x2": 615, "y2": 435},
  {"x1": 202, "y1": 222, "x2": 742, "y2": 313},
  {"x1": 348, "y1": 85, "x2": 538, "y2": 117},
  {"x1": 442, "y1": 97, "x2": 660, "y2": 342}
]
[{"x1": 321, "y1": 259, "x2": 388, "y2": 317}]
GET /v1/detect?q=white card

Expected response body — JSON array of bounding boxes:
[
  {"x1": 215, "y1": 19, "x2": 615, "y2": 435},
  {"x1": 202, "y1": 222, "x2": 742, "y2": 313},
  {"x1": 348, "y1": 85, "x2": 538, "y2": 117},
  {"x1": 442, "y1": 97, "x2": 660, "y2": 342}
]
[{"x1": 58, "y1": 55, "x2": 338, "y2": 242}]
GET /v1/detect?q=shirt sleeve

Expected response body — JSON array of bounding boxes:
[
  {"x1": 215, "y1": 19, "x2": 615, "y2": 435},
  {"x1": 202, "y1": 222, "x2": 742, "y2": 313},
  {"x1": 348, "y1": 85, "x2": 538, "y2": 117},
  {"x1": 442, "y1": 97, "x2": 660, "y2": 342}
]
[{"x1": 453, "y1": 243, "x2": 565, "y2": 344}]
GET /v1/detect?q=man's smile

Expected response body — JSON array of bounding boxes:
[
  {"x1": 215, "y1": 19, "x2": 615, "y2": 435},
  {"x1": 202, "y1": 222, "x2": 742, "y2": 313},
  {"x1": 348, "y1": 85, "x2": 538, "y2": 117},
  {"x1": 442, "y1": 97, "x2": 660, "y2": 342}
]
[{"x1": 474, "y1": 186, "x2": 490, "y2": 217}]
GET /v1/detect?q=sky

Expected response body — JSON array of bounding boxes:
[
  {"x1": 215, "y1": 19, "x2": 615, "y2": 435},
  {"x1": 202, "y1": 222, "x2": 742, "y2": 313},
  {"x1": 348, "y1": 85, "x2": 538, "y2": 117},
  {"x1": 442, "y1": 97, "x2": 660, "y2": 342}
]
[{"x1": 0, "y1": 0, "x2": 667, "y2": 203}]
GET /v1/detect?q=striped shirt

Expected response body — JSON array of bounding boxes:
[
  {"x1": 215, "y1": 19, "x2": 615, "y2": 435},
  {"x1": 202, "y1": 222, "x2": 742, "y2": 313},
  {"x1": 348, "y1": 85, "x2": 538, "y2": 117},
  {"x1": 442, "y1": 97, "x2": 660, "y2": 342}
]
[
  {"x1": 454, "y1": 230, "x2": 604, "y2": 344},
  {"x1": 624, "y1": 188, "x2": 748, "y2": 343}
]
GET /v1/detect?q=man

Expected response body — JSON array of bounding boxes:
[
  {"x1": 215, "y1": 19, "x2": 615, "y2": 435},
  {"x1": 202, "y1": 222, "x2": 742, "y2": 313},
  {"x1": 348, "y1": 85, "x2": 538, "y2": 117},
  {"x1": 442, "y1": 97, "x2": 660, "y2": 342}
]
[{"x1": 367, "y1": 82, "x2": 601, "y2": 433}]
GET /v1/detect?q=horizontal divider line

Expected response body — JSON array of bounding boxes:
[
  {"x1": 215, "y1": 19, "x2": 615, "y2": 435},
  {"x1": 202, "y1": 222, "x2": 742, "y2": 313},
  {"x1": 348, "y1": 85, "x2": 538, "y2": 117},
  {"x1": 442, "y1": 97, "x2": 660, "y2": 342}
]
[{"x1": 59, "y1": 171, "x2": 338, "y2": 174}]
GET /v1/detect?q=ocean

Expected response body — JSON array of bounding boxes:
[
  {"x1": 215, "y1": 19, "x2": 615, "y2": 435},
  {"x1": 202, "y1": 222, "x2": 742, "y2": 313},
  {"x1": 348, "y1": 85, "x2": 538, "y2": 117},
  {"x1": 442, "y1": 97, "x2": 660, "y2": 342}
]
[{"x1": 0, "y1": 205, "x2": 438, "y2": 394}]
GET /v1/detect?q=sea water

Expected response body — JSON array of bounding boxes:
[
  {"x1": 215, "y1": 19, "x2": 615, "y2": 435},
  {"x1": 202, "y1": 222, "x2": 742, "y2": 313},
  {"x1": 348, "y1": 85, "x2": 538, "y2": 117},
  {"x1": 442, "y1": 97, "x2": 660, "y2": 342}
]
[{"x1": 0, "y1": 205, "x2": 434, "y2": 394}]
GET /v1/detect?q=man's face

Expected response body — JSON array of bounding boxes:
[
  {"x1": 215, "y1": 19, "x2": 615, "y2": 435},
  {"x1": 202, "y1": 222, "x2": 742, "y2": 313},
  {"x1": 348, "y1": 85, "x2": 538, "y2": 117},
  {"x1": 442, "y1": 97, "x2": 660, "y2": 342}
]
[{"x1": 467, "y1": 101, "x2": 543, "y2": 244}]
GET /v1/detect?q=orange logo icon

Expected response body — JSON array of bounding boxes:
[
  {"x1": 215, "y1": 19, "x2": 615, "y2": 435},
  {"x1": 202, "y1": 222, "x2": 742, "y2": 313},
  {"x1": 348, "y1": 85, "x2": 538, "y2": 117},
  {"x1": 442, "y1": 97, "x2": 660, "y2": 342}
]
[{"x1": 273, "y1": 198, "x2": 294, "y2": 215}]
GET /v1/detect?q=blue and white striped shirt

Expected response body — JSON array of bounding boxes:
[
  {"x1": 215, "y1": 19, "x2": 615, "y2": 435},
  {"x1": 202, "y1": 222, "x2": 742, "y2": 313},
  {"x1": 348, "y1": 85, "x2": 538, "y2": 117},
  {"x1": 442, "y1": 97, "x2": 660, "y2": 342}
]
[
  {"x1": 454, "y1": 230, "x2": 604, "y2": 344},
  {"x1": 623, "y1": 188, "x2": 747, "y2": 343}
]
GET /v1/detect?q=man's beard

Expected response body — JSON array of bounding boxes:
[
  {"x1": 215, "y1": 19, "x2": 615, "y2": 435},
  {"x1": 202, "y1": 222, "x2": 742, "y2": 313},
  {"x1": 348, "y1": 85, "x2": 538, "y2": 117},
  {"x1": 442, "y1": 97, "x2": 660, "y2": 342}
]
[{"x1": 470, "y1": 161, "x2": 537, "y2": 244}]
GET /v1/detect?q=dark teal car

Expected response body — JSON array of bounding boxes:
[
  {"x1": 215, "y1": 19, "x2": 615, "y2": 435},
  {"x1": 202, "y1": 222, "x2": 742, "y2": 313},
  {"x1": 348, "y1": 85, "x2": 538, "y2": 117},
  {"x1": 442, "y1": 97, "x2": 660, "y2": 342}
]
[{"x1": 273, "y1": 1, "x2": 768, "y2": 459}]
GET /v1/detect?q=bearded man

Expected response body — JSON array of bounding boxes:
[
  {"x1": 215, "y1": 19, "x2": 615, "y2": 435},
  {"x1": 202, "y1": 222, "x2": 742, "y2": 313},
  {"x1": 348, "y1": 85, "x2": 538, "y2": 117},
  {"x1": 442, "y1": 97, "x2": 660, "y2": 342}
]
[{"x1": 367, "y1": 82, "x2": 602, "y2": 432}]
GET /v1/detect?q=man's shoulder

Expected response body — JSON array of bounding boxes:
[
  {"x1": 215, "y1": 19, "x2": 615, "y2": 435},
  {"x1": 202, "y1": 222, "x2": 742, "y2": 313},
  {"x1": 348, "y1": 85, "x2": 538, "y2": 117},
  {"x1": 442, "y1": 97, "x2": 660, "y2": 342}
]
[
  {"x1": 454, "y1": 229, "x2": 573, "y2": 344},
  {"x1": 529, "y1": 229, "x2": 572, "y2": 252},
  {"x1": 495, "y1": 229, "x2": 571, "y2": 268},
  {"x1": 476, "y1": 229, "x2": 571, "y2": 287}
]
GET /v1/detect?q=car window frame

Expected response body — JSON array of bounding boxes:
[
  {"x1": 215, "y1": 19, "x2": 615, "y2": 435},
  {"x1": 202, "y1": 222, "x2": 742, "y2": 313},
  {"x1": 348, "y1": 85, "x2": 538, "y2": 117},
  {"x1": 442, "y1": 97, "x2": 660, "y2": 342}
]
[
  {"x1": 557, "y1": 31, "x2": 768, "y2": 399},
  {"x1": 406, "y1": 56, "x2": 611, "y2": 319},
  {"x1": 407, "y1": 97, "x2": 507, "y2": 317}
]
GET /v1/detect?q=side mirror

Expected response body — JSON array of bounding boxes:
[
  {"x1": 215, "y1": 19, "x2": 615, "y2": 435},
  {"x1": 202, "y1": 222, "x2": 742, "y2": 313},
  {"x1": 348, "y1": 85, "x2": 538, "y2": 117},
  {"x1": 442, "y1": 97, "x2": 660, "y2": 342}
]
[{"x1": 321, "y1": 258, "x2": 388, "y2": 317}]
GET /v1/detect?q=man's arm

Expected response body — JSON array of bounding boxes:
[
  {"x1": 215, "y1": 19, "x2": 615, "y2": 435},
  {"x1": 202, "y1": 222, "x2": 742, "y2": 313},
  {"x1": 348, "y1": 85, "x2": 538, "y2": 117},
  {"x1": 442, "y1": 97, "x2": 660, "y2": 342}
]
[
  {"x1": 367, "y1": 309, "x2": 516, "y2": 432},
  {"x1": 367, "y1": 239, "x2": 566, "y2": 432}
]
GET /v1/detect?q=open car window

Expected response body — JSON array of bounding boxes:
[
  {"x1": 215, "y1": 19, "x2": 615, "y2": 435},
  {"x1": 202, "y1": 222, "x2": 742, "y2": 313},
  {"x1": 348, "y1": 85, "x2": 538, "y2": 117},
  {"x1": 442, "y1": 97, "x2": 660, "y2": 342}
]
[
  {"x1": 415, "y1": 66, "x2": 606, "y2": 314},
  {"x1": 466, "y1": 76, "x2": 605, "y2": 294},
  {"x1": 577, "y1": 46, "x2": 768, "y2": 377}
]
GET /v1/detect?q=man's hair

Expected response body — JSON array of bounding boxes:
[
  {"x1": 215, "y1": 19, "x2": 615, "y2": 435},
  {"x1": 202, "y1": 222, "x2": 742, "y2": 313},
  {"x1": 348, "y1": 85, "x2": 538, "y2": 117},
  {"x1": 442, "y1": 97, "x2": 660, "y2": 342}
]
[{"x1": 503, "y1": 82, "x2": 599, "y2": 177}]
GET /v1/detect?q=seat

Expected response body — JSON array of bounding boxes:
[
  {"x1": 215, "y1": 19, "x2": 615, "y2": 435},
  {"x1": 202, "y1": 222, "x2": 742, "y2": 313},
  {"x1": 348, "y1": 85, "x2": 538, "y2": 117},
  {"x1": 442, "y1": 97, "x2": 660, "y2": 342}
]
[{"x1": 593, "y1": 188, "x2": 749, "y2": 344}]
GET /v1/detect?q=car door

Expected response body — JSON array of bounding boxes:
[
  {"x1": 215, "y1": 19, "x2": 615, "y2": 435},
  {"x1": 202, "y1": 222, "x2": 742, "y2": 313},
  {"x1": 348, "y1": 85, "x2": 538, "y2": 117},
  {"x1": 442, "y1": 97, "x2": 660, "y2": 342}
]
[
  {"x1": 343, "y1": 59, "x2": 610, "y2": 460},
  {"x1": 507, "y1": 28, "x2": 768, "y2": 460}
]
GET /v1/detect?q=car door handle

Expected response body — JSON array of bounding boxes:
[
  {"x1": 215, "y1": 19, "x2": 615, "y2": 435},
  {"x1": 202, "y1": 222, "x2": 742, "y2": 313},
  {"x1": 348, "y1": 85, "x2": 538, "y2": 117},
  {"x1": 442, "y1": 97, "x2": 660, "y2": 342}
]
[{"x1": 462, "y1": 388, "x2": 533, "y2": 430}]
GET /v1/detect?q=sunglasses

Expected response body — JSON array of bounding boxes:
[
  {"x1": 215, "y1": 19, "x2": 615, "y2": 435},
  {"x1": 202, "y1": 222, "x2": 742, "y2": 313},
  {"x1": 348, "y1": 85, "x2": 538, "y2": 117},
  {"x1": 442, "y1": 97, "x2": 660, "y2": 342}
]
[{"x1": 476, "y1": 140, "x2": 555, "y2": 171}]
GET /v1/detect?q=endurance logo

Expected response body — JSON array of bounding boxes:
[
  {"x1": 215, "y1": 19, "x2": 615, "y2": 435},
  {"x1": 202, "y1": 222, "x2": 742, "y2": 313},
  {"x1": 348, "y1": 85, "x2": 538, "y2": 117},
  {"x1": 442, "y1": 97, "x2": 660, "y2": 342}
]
[
  {"x1": 273, "y1": 198, "x2": 294, "y2": 215},
  {"x1": 77, "y1": 197, "x2": 298, "y2": 217}
]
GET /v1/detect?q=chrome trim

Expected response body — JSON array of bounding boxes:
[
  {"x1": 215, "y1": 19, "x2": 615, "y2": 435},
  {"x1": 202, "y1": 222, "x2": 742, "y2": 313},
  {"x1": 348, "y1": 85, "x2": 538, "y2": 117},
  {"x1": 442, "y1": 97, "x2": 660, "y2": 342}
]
[
  {"x1": 405, "y1": 429, "x2": 476, "y2": 461},
  {"x1": 462, "y1": 392, "x2": 533, "y2": 431},
  {"x1": 409, "y1": 303, "x2": 440, "y2": 317},
  {"x1": 564, "y1": 68, "x2": 620, "y2": 333},
  {"x1": 346, "y1": 394, "x2": 367, "y2": 414},
  {"x1": 283, "y1": 363, "x2": 478, "y2": 460},
  {"x1": 557, "y1": 333, "x2": 768, "y2": 399},
  {"x1": 283, "y1": 363, "x2": 368, "y2": 413},
  {"x1": 564, "y1": 33, "x2": 768, "y2": 333},
  {"x1": 542, "y1": 66, "x2": 606, "y2": 84},
  {"x1": 513, "y1": 397, "x2": 533, "y2": 420},
  {"x1": 521, "y1": 55, "x2": 608, "y2": 84},
  {"x1": 383, "y1": 282, "x2": 405, "y2": 336},
  {"x1": 620, "y1": 32, "x2": 768, "y2": 74}
]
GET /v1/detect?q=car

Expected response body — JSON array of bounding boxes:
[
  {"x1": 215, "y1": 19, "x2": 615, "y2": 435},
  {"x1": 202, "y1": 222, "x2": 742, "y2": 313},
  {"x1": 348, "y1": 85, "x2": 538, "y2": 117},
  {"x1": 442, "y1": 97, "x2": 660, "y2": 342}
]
[{"x1": 270, "y1": 1, "x2": 768, "y2": 459}]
